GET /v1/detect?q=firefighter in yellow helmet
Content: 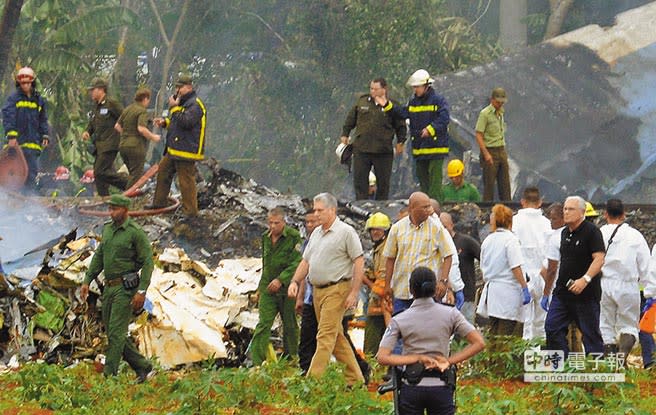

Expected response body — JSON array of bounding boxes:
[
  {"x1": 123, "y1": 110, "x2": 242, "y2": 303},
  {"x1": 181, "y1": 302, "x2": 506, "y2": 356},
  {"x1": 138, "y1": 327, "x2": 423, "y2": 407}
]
[
  {"x1": 442, "y1": 159, "x2": 481, "y2": 202},
  {"x1": 363, "y1": 212, "x2": 393, "y2": 355}
]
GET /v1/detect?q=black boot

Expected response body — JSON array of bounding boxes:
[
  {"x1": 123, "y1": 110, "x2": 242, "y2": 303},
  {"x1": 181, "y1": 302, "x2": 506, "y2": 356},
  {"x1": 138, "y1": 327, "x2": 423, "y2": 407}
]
[
  {"x1": 603, "y1": 343, "x2": 618, "y2": 358},
  {"x1": 618, "y1": 333, "x2": 635, "y2": 366}
]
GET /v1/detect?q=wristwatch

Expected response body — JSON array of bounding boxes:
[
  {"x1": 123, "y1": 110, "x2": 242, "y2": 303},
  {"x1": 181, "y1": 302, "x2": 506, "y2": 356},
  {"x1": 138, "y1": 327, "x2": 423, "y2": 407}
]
[{"x1": 582, "y1": 275, "x2": 592, "y2": 284}]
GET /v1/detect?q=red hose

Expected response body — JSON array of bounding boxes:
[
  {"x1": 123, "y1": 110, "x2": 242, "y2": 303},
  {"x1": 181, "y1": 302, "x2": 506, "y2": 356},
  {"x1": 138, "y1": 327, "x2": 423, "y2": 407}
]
[
  {"x1": 78, "y1": 197, "x2": 180, "y2": 217},
  {"x1": 123, "y1": 164, "x2": 159, "y2": 197},
  {"x1": 77, "y1": 163, "x2": 160, "y2": 210}
]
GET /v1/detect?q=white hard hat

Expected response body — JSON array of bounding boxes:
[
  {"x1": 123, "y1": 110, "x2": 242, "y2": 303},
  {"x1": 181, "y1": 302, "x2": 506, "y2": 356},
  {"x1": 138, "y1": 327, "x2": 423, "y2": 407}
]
[
  {"x1": 407, "y1": 69, "x2": 434, "y2": 87},
  {"x1": 16, "y1": 67, "x2": 35, "y2": 82}
]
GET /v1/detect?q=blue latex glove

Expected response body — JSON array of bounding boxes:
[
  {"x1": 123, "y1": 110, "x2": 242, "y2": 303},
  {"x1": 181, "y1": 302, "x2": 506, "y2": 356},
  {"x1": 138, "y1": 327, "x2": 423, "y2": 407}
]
[
  {"x1": 643, "y1": 297, "x2": 655, "y2": 314},
  {"x1": 540, "y1": 295, "x2": 550, "y2": 312},
  {"x1": 522, "y1": 287, "x2": 531, "y2": 305},
  {"x1": 455, "y1": 290, "x2": 465, "y2": 310}
]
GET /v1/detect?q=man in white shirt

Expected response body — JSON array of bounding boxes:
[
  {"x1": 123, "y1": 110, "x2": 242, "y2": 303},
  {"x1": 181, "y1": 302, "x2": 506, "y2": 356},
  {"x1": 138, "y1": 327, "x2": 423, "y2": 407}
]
[
  {"x1": 599, "y1": 199, "x2": 650, "y2": 360},
  {"x1": 513, "y1": 187, "x2": 551, "y2": 340}
]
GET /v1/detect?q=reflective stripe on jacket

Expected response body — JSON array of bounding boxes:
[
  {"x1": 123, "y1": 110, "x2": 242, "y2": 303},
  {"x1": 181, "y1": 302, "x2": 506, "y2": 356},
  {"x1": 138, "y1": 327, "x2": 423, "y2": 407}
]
[
  {"x1": 164, "y1": 91, "x2": 206, "y2": 161},
  {"x1": 2, "y1": 89, "x2": 49, "y2": 148}
]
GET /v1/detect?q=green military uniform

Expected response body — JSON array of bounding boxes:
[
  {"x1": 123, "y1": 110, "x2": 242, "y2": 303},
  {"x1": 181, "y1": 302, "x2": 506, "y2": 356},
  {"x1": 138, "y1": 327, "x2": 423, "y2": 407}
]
[
  {"x1": 250, "y1": 225, "x2": 302, "y2": 365},
  {"x1": 342, "y1": 94, "x2": 406, "y2": 200},
  {"x1": 442, "y1": 181, "x2": 481, "y2": 203},
  {"x1": 364, "y1": 238, "x2": 388, "y2": 355},
  {"x1": 117, "y1": 102, "x2": 150, "y2": 188},
  {"x1": 85, "y1": 97, "x2": 127, "y2": 196},
  {"x1": 84, "y1": 217, "x2": 154, "y2": 377}
]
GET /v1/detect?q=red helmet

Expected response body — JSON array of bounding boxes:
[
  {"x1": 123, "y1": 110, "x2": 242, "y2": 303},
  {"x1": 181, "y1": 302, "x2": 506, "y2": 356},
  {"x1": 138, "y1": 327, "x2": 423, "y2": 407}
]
[
  {"x1": 80, "y1": 169, "x2": 94, "y2": 183},
  {"x1": 54, "y1": 166, "x2": 70, "y2": 181},
  {"x1": 16, "y1": 67, "x2": 35, "y2": 83}
]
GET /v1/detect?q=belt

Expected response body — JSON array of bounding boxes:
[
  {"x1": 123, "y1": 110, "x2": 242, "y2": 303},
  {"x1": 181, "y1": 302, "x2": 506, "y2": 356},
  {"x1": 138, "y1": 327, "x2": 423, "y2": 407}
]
[
  {"x1": 314, "y1": 278, "x2": 351, "y2": 289},
  {"x1": 105, "y1": 278, "x2": 123, "y2": 287}
]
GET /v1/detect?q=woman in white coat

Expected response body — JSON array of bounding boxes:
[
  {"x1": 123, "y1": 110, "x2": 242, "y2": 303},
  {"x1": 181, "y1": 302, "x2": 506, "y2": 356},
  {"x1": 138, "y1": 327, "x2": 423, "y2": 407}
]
[{"x1": 477, "y1": 204, "x2": 531, "y2": 336}]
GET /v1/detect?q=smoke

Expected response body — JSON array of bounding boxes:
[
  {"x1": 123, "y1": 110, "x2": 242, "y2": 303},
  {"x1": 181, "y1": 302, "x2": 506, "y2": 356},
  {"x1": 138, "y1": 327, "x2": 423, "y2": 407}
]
[{"x1": 0, "y1": 190, "x2": 75, "y2": 276}]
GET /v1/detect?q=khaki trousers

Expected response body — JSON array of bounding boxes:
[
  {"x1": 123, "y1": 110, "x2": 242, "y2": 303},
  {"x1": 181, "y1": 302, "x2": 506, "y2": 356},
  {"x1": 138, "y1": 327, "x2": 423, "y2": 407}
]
[
  {"x1": 308, "y1": 281, "x2": 364, "y2": 384},
  {"x1": 153, "y1": 154, "x2": 198, "y2": 216}
]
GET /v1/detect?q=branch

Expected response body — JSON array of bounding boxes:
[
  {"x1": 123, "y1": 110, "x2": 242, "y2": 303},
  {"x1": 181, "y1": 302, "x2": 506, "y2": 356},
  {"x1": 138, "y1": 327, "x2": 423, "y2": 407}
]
[
  {"x1": 148, "y1": 0, "x2": 170, "y2": 46},
  {"x1": 243, "y1": 11, "x2": 292, "y2": 54}
]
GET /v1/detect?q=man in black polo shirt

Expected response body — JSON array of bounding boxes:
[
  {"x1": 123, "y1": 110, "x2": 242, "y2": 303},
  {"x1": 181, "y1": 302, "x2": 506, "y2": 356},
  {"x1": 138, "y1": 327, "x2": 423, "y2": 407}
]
[{"x1": 544, "y1": 196, "x2": 605, "y2": 356}]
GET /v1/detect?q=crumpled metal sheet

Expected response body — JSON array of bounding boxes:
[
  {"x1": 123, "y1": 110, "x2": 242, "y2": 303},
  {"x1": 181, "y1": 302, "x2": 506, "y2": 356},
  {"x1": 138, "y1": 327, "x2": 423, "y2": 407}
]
[{"x1": 133, "y1": 256, "x2": 263, "y2": 368}]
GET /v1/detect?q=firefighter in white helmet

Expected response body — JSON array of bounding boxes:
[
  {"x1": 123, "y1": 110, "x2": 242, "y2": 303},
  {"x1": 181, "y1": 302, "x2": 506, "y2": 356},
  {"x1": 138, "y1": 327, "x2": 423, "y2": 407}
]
[
  {"x1": 2, "y1": 66, "x2": 50, "y2": 191},
  {"x1": 374, "y1": 69, "x2": 450, "y2": 201}
]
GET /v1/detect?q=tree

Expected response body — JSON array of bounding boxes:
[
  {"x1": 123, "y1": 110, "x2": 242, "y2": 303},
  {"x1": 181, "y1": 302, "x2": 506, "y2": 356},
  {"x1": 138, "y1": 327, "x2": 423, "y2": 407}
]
[
  {"x1": 543, "y1": 0, "x2": 575, "y2": 40},
  {"x1": 0, "y1": 0, "x2": 25, "y2": 85}
]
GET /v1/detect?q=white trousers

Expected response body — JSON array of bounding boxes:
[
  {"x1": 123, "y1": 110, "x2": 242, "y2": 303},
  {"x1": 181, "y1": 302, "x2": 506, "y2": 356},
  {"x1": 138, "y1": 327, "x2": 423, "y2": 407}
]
[
  {"x1": 523, "y1": 271, "x2": 546, "y2": 340},
  {"x1": 600, "y1": 278, "x2": 640, "y2": 344}
]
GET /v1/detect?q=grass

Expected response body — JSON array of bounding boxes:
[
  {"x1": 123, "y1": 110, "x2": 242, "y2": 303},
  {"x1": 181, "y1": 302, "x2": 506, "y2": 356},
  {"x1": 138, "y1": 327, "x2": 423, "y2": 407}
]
[{"x1": 0, "y1": 348, "x2": 654, "y2": 414}]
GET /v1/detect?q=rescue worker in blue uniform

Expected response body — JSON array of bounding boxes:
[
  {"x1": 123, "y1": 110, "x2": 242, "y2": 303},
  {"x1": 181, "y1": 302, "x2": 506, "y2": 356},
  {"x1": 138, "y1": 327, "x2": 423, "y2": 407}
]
[
  {"x1": 2, "y1": 67, "x2": 49, "y2": 190},
  {"x1": 376, "y1": 69, "x2": 450, "y2": 201}
]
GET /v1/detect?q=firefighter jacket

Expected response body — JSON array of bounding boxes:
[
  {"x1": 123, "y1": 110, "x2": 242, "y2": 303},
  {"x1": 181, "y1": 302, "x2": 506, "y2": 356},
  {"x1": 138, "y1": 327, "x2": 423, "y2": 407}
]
[
  {"x1": 384, "y1": 87, "x2": 449, "y2": 160},
  {"x1": 2, "y1": 88, "x2": 49, "y2": 152},
  {"x1": 163, "y1": 90, "x2": 206, "y2": 161},
  {"x1": 341, "y1": 94, "x2": 407, "y2": 154}
]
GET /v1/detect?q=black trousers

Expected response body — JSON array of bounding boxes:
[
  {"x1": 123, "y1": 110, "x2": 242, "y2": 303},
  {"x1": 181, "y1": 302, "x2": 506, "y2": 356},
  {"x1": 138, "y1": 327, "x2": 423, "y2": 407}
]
[
  {"x1": 297, "y1": 303, "x2": 369, "y2": 377},
  {"x1": 94, "y1": 150, "x2": 127, "y2": 196},
  {"x1": 352, "y1": 151, "x2": 393, "y2": 200},
  {"x1": 399, "y1": 384, "x2": 455, "y2": 415},
  {"x1": 298, "y1": 303, "x2": 317, "y2": 374}
]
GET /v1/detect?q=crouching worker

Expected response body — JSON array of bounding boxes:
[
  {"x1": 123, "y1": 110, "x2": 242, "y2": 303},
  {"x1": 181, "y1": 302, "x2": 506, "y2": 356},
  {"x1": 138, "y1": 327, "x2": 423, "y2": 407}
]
[{"x1": 377, "y1": 266, "x2": 485, "y2": 415}]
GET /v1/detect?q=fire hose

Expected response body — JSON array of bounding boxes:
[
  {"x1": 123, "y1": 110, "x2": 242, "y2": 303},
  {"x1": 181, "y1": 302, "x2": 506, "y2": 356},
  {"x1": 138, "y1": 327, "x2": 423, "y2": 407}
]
[{"x1": 78, "y1": 163, "x2": 181, "y2": 217}]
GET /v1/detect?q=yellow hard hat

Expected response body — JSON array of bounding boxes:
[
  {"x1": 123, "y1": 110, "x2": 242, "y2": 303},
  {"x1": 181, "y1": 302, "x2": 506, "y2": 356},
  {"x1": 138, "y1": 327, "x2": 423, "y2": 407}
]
[
  {"x1": 447, "y1": 159, "x2": 464, "y2": 177},
  {"x1": 584, "y1": 202, "x2": 599, "y2": 217},
  {"x1": 365, "y1": 212, "x2": 391, "y2": 231}
]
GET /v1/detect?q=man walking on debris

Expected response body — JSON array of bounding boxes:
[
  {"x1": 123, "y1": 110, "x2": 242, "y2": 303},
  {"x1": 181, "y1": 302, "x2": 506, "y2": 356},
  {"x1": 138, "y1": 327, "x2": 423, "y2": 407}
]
[
  {"x1": 250, "y1": 208, "x2": 302, "y2": 365},
  {"x1": 2, "y1": 67, "x2": 49, "y2": 191},
  {"x1": 375, "y1": 69, "x2": 450, "y2": 201},
  {"x1": 544, "y1": 196, "x2": 605, "y2": 357},
  {"x1": 80, "y1": 194, "x2": 154, "y2": 382},
  {"x1": 82, "y1": 77, "x2": 127, "y2": 196},
  {"x1": 152, "y1": 75, "x2": 206, "y2": 216},
  {"x1": 288, "y1": 192, "x2": 365, "y2": 385},
  {"x1": 340, "y1": 78, "x2": 406, "y2": 200},
  {"x1": 475, "y1": 87, "x2": 511, "y2": 201},
  {"x1": 599, "y1": 199, "x2": 651, "y2": 361},
  {"x1": 513, "y1": 186, "x2": 551, "y2": 340}
]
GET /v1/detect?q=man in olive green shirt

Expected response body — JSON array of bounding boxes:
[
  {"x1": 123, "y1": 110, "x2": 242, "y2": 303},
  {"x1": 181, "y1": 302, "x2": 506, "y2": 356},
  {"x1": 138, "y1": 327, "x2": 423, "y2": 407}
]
[
  {"x1": 341, "y1": 78, "x2": 406, "y2": 200},
  {"x1": 115, "y1": 88, "x2": 160, "y2": 188},
  {"x1": 250, "y1": 207, "x2": 302, "y2": 365},
  {"x1": 442, "y1": 159, "x2": 481, "y2": 203},
  {"x1": 82, "y1": 78, "x2": 127, "y2": 196},
  {"x1": 475, "y1": 87, "x2": 511, "y2": 201},
  {"x1": 80, "y1": 194, "x2": 154, "y2": 382}
]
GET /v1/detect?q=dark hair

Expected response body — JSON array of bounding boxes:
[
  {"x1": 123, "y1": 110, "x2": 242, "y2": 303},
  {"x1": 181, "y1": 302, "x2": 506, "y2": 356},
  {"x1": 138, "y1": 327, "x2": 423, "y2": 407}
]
[
  {"x1": 548, "y1": 202, "x2": 563, "y2": 219},
  {"x1": 409, "y1": 266, "x2": 436, "y2": 298},
  {"x1": 268, "y1": 207, "x2": 286, "y2": 218},
  {"x1": 372, "y1": 77, "x2": 387, "y2": 88},
  {"x1": 522, "y1": 186, "x2": 540, "y2": 204},
  {"x1": 605, "y1": 199, "x2": 624, "y2": 218}
]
